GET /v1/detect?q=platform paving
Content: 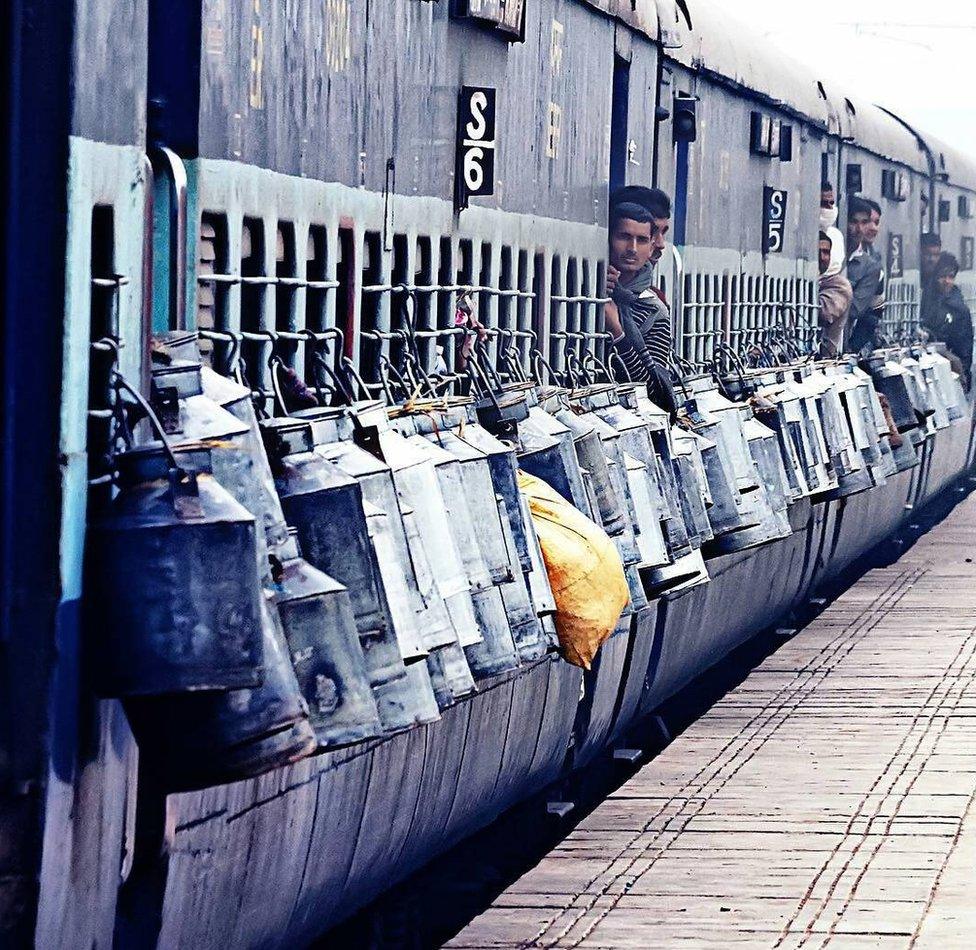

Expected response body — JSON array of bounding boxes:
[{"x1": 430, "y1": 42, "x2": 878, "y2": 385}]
[{"x1": 447, "y1": 494, "x2": 976, "y2": 949}]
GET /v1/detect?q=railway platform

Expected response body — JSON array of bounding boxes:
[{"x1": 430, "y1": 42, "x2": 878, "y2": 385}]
[{"x1": 446, "y1": 491, "x2": 976, "y2": 949}]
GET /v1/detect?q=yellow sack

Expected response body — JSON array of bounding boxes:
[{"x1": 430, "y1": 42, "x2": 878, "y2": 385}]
[{"x1": 518, "y1": 471, "x2": 630, "y2": 670}]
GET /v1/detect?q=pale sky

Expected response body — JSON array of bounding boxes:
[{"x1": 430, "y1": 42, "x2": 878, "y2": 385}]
[{"x1": 728, "y1": 0, "x2": 976, "y2": 160}]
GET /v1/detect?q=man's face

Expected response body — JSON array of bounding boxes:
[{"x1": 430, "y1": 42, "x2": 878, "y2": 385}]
[
  {"x1": 937, "y1": 269, "x2": 956, "y2": 296},
  {"x1": 849, "y1": 212, "x2": 869, "y2": 245},
  {"x1": 821, "y1": 189, "x2": 835, "y2": 210},
  {"x1": 862, "y1": 210, "x2": 881, "y2": 246},
  {"x1": 610, "y1": 216, "x2": 668, "y2": 276},
  {"x1": 922, "y1": 243, "x2": 942, "y2": 278},
  {"x1": 819, "y1": 239, "x2": 832, "y2": 275}
]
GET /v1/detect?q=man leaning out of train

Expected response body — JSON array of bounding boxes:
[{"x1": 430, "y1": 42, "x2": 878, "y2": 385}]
[
  {"x1": 818, "y1": 229, "x2": 852, "y2": 357},
  {"x1": 603, "y1": 187, "x2": 679, "y2": 418},
  {"x1": 922, "y1": 251, "x2": 974, "y2": 391},
  {"x1": 846, "y1": 197, "x2": 885, "y2": 353}
]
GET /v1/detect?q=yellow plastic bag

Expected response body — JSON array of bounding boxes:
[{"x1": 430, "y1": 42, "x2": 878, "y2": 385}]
[{"x1": 518, "y1": 471, "x2": 630, "y2": 669}]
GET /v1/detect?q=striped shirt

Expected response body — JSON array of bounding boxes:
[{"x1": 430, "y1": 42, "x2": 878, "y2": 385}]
[{"x1": 610, "y1": 288, "x2": 673, "y2": 382}]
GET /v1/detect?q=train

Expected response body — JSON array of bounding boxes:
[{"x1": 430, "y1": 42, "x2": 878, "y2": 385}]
[{"x1": 3, "y1": 0, "x2": 976, "y2": 947}]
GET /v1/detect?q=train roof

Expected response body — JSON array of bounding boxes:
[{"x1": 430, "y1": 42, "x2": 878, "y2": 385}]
[
  {"x1": 914, "y1": 130, "x2": 976, "y2": 194},
  {"x1": 825, "y1": 93, "x2": 929, "y2": 174},
  {"x1": 656, "y1": 0, "x2": 829, "y2": 126}
]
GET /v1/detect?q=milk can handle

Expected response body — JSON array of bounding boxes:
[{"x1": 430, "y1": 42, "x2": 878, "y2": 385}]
[{"x1": 114, "y1": 372, "x2": 184, "y2": 475}]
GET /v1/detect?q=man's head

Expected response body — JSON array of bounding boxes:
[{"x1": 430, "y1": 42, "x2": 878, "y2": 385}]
[
  {"x1": 818, "y1": 230, "x2": 832, "y2": 275},
  {"x1": 609, "y1": 194, "x2": 671, "y2": 277},
  {"x1": 820, "y1": 182, "x2": 835, "y2": 210},
  {"x1": 936, "y1": 251, "x2": 959, "y2": 296},
  {"x1": 861, "y1": 198, "x2": 882, "y2": 246},
  {"x1": 921, "y1": 232, "x2": 943, "y2": 278},
  {"x1": 847, "y1": 197, "x2": 871, "y2": 247}
]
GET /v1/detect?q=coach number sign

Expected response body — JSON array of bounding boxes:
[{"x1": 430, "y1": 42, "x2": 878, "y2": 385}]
[
  {"x1": 762, "y1": 187, "x2": 788, "y2": 255},
  {"x1": 887, "y1": 233, "x2": 904, "y2": 280},
  {"x1": 455, "y1": 86, "x2": 497, "y2": 210}
]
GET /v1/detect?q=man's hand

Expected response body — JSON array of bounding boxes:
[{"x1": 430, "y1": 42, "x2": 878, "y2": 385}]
[
  {"x1": 605, "y1": 265, "x2": 621, "y2": 296},
  {"x1": 604, "y1": 300, "x2": 623, "y2": 339}
]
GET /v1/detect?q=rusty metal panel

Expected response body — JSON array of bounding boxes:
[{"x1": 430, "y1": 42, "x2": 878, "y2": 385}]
[
  {"x1": 70, "y1": 0, "x2": 148, "y2": 145},
  {"x1": 194, "y1": 0, "x2": 623, "y2": 224}
]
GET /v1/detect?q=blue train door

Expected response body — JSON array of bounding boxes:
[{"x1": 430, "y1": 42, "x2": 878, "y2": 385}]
[{"x1": 609, "y1": 55, "x2": 630, "y2": 197}]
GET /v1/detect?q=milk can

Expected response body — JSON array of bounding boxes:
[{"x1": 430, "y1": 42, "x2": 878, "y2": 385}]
[
  {"x1": 262, "y1": 417, "x2": 435, "y2": 730},
  {"x1": 273, "y1": 530, "x2": 384, "y2": 745},
  {"x1": 899, "y1": 352, "x2": 941, "y2": 435},
  {"x1": 417, "y1": 417, "x2": 543, "y2": 663},
  {"x1": 741, "y1": 416, "x2": 792, "y2": 539},
  {"x1": 584, "y1": 389, "x2": 672, "y2": 570},
  {"x1": 671, "y1": 433, "x2": 715, "y2": 546},
  {"x1": 370, "y1": 425, "x2": 483, "y2": 702},
  {"x1": 398, "y1": 426, "x2": 520, "y2": 678},
  {"x1": 555, "y1": 402, "x2": 640, "y2": 564},
  {"x1": 518, "y1": 405, "x2": 593, "y2": 515},
  {"x1": 625, "y1": 388, "x2": 697, "y2": 559},
  {"x1": 199, "y1": 365, "x2": 291, "y2": 551},
  {"x1": 863, "y1": 356, "x2": 920, "y2": 434},
  {"x1": 86, "y1": 443, "x2": 264, "y2": 696},
  {"x1": 151, "y1": 362, "x2": 288, "y2": 573},
  {"x1": 299, "y1": 404, "x2": 456, "y2": 658},
  {"x1": 787, "y1": 377, "x2": 837, "y2": 493},
  {"x1": 920, "y1": 350, "x2": 963, "y2": 423},
  {"x1": 803, "y1": 369, "x2": 877, "y2": 491},
  {"x1": 125, "y1": 591, "x2": 317, "y2": 789},
  {"x1": 674, "y1": 413, "x2": 743, "y2": 539}
]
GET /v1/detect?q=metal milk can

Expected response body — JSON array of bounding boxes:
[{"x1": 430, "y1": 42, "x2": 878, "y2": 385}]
[
  {"x1": 262, "y1": 417, "x2": 434, "y2": 731},
  {"x1": 273, "y1": 529, "x2": 384, "y2": 745},
  {"x1": 86, "y1": 442, "x2": 264, "y2": 696},
  {"x1": 125, "y1": 590, "x2": 317, "y2": 790}
]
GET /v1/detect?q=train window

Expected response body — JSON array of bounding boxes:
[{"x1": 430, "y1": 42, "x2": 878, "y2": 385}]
[
  {"x1": 334, "y1": 226, "x2": 355, "y2": 355},
  {"x1": 240, "y1": 217, "x2": 266, "y2": 387},
  {"x1": 749, "y1": 112, "x2": 772, "y2": 156},
  {"x1": 565, "y1": 257, "x2": 580, "y2": 339},
  {"x1": 90, "y1": 206, "x2": 117, "y2": 342},
  {"x1": 939, "y1": 199, "x2": 951, "y2": 223},
  {"x1": 821, "y1": 152, "x2": 830, "y2": 184},
  {"x1": 197, "y1": 213, "x2": 229, "y2": 366},
  {"x1": 304, "y1": 225, "x2": 330, "y2": 385},
  {"x1": 360, "y1": 230, "x2": 384, "y2": 383},
  {"x1": 305, "y1": 225, "x2": 328, "y2": 331},
  {"x1": 549, "y1": 254, "x2": 564, "y2": 372},
  {"x1": 414, "y1": 236, "x2": 434, "y2": 369},
  {"x1": 881, "y1": 170, "x2": 909, "y2": 202},
  {"x1": 88, "y1": 204, "x2": 118, "y2": 501},
  {"x1": 454, "y1": 0, "x2": 527, "y2": 42},
  {"x1": 390, "y1": 234, "x2": 410, "y2": 371},
  {"x1": 515, "y1": 249, "x2": 532, "y2": 369},
  {"x1": 845, "y1": 164, "x2": 863, "y2": 195},
  {"x1": 779, "y1": 126, "x2": 793, "y2": 162},
  {"x1": 275, "y1": 222, "x2": 298, "y2": 366},
  {"x1": 436, "y1": 236, "x2": 454, "y2": 334},
  {"x1": 959, "y1": 196, "x2": 973, "y2": 220},
  {"x1": 498, "y1": 245, "x2": 514, "y2": 335},
  {"x1": 479, "y1": 241, "x2": 494, "y2": 335}
]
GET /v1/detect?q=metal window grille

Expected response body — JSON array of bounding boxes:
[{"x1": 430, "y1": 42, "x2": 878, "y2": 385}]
[
  {"x1": 88, "y1": 204, "x2": 128, "y2": 503},
  {"x1": 882, "y1": 279, "x2": 919, "y2": 342}
]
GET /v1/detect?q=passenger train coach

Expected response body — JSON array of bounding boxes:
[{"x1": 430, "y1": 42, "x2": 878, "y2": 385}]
[{"x1": 4, "y1": 0, "x2": 976, "y2": 946}]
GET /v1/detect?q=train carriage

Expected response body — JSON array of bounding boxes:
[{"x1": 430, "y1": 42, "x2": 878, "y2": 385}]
[{"x1": 4, "y1": 1, "x2": 976, "y2": 947}]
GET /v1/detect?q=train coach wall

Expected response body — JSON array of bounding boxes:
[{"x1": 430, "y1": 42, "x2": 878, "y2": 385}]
[{"x1": 178, "y1": 0, "x2": 643, "y2": 225}]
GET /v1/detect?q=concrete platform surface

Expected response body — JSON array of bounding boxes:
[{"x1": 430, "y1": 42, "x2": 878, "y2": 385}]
[{"x1": 447, "y1": 494, "x2": 976, "y2": 949}]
